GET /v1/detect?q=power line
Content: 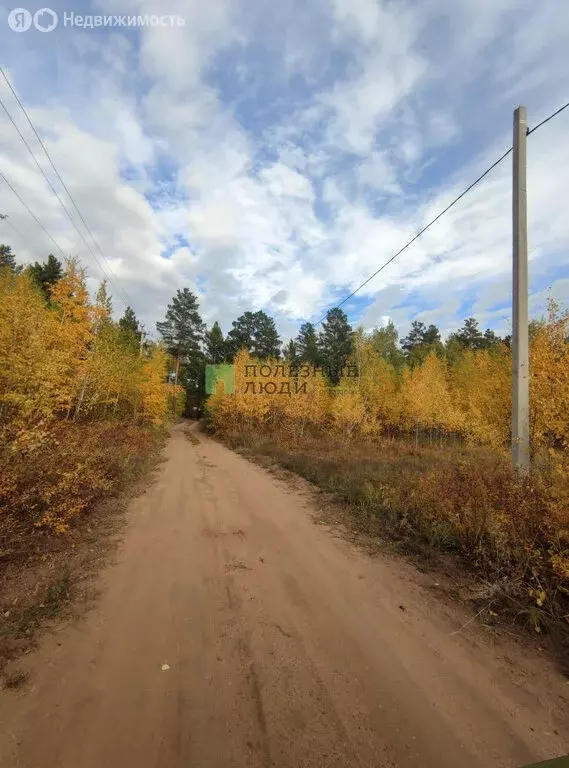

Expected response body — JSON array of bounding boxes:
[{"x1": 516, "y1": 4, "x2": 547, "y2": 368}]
[
  {"x1": 0, "y1": 94, "x2": 130, "y2": 307},
  {"x1": 0, "y1": 170, "x2": 68, "y2": 258},
  {"x1": 527, "y1": 100, "x2": 569, "y2": 135},
  {"x1": 315, "y1": 99, "x2": 569, "y2": 326},
  {"x1": 0, "y1": 67, "x2": 134, "y2": 309},
  {"x1": 0, "y1": 208, "x2": 35, "y2": 252},
  {"x1": 0, "y1": 69, "x2": 132, "y2": 307},
  {"x1": 315, "y1": 146, "x2": 513, "y2": 325}
]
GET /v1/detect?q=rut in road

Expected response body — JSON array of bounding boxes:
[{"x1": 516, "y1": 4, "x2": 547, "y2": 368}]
[{"x1": 0, "y1": 423, "x2": 567, "y2": 768}]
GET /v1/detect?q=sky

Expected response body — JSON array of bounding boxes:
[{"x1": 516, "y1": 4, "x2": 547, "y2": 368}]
[{"x1": 0, "y1": 0, "x2": 568, "y2": 343}]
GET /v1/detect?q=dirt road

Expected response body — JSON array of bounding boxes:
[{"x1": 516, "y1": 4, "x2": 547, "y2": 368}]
[{"x1": 1, "y1": 424, "x2": 567, "y2": 768}]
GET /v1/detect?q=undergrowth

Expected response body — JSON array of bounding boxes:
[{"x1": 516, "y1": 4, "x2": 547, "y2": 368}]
[
  {"x1": 0, "y1": 421, "x2": 165, "y2": 675},
  {"x1": 222, "y1": 427, "x2": 569, "y2": 646},
  {"x1": 0, "y1": 422, "x2": 161, "y2": 535}
]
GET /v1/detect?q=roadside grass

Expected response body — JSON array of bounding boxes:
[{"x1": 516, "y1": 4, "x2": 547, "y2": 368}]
[
  {"x1": 220, "y1": 427, "x2": 569, "y2": 661},
  {"x1": 0, "y1": 422, "x2": 167, "y2": 680}
]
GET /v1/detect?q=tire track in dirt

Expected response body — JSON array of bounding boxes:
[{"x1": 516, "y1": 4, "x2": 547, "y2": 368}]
[{"x1": 0, "y1": 423, "x2": 567, "y2": 768}]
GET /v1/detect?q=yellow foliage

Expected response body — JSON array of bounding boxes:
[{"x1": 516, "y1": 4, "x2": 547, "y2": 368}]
[
  {"x1": 205, "y1": 313, "x2": 569, "y2": 621},
  {"x1": 353, "y1": 340, "x2": 401, "y2": 433},
  {"x1": 207, "y1": 314, "x2": 569, "y2": 461},
  {"x1": 141, "y1": 344, "x2": 179, "y2": 425},
  {"x1": 211, "y1": 349, "x2": 332, "y2": 439},
  {"x1": 530, "y1": 300, "x2": 569, "y2": 453},
  {"x1": 0, "y1": 265, "x2": 170, "y2": 532},
  {"x1": 331, "y1": 377, "x2": 365, "y2": 436},
  {"x1": 0, "y1": 268, "x2": 63, "y2": 424},
  {"x1": 50, "y1": 259, "x2": 94, "y2": 415},
  {"x1": 400, "y1": 352, "x2": 459, "y2": 433},
  {"x1": 0, "y1": 263, "x2": 171, "y2": 433},
  {"x1": 450, "y1": 348, "x2": 511, "y2": 449}
]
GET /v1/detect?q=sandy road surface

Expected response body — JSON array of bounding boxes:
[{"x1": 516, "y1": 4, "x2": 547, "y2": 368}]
[{"x1": 1, "y1": 424, "x2": 568, "y2": 768}]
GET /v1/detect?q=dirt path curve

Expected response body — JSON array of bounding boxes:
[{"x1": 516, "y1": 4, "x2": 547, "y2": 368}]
[{"x1": 1, "y1": 424, "x2": 567, "y2": 768}]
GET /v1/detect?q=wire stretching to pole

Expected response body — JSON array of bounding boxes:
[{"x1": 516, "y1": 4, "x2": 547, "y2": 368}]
[
  {"x1": 0, "y1": 95, "x2": 131, "y2": 307},
  {"x1": 527, "y1": 100, "x2": 569, "y2": 135},
  {"x1": 314, "y1": 146, "x2": 513, "y2": 325},
  {"x1": 0, "y1": 66, "x2": 134, "y2": 309},
  {"x1": 0, "y1": 205, "x2": 36, "y2": 253},
  {"x1": 314, "y1": 99, "x2": 569, "y2": 326},
  {"x1": 0, "y1": 171, "x2": 68, "y2": 258}
]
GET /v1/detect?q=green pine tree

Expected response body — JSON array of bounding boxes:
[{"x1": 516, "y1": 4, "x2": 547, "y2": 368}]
[
  {"x1": 0, "y1": 244, "x2": 19, "y2": 273},
  {"x1": 205, "y1": 321, "x2": 227, "y2": 363},
  {"x1": 402, "y1": 321, "x2": 442, "y2": 366},
  {"x1": 369, "y1": 320, "x2": 405, "y2": 370},
  {"x1": 156, "y1": 288, "x2": 205, "y2": 384},
  {"x1": 283, "y1": 339, "x2": 300, "y2": 366},
  {"x1": 319, "y1": 308, "x2": 353, "y2": 383},
  {"x1": 28, "y1": 254, "x2": 63, "y2": 301},
  {"x1": 446, "y1": 318, "x2": 502, "y2": 357},
  {"x1": 482, "y1": 328, "x2": 500, "y2": 348},
  {"x1": 252, "y1": 310, "x2": 281, "y2": 359},
  {"x1": 226, "y1": 310, "x2": 281, "y2": 360},
  {"x1": 118, "y1": 306, "x2": 142, "y2": 352},
  {"x1": 226, "y1": 311, "x2": 258, "y2": 359},
  {"x1": 453, "y1": 318, "x2": 484, "y2": 349},
  {"x1": 295, "y1": 322, "x2": 321, "y2": 365}
]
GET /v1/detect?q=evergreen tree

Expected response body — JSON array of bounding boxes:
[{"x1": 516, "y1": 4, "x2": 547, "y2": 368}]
[
  {"x1": 444, "y1": 334, "x2": 466, "y2": 364},
  {"x1": 156, "y1": 288, "x2": 205, "y2": 383},
  {"x1": 0, "y1": 244, "x2": 19, "y2": 273},
  {"x1": 296, "y1": 322, "x2": 321, "y2": 365},
  {"x1": 226, "y1": 311, "x2": 257, "y2": 359},
  {"x1": 226, "y1": 310, "x2": 281, "y2": 360},
  {"x1": 184, "y1": 348, "x2": 206, "y2": 401},
  {"x1": 28, "y1": 254, "x2": 63, "y2": 301},
  {"x1": 118, "y1": 306, "x2": 142, "y2": 352},
  {"x1": 119, "y1": 306, "x2": 140, "y2": 336},
  {"x1": 453, "y1": 317, "x2": 484, "y2": 349},
  {"x1": 448, "y1": 318, "x2": 502, "y2": 352},
  {"x1": 422, "y1": 324, "x2": 441, "y2": 346},
  {"x1": 369, "y1": 320, "x2": 405, "y2": 370},
  {"x1": 402, "y1": 320, "x2": 442, "y2": 366},
  {"x1": 252, "y1": 310, "x2": 281, "y2": 359},
  {"x1": 401, "y1": 321, "x2": 427, "y2": 353},
  {"x1": 283, "y1": 339, "x2": 300, "y2": 366},
  {"x1": 319, "y1": 308, "x2": 353, "y2": 383},
  {"x1": 205, "y1": 321, "x2": 227, "y2": 363},
  {"x1": 481, "y1": 328, "x2": 500, "y2": 349}
]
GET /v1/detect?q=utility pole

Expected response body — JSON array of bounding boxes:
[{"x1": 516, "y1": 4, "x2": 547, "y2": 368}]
[{"x1": 512, "y1": 106, "x2": 530, "y2": 474}]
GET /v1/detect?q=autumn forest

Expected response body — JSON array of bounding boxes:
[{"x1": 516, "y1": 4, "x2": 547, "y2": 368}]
[{"x1": 1, "y1": 244, "x2": 568, "y2": 637}]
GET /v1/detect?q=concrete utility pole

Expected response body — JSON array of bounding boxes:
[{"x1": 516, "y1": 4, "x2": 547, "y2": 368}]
[{"x1": 512, "y1": 106, "x2": 530, "y2": 474}]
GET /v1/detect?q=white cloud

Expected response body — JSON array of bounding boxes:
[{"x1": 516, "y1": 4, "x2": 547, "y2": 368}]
[
  {"x1": 357, "y1": 151, "x2": 401, "y2": 195},
  {"x1": 0, "y1": 0, "x2": 568, "y2": 344}
]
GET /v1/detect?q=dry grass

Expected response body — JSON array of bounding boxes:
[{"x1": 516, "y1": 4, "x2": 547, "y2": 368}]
[
  {"x1": 0, "y1": 422, "x2": 161, "y2": 534},
  {"x1": 0, "y1": 421, "x2": 166, "y2": 677},
  {"x1": 221, "y1": 427, "x2": 569, "y2": 657}
]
